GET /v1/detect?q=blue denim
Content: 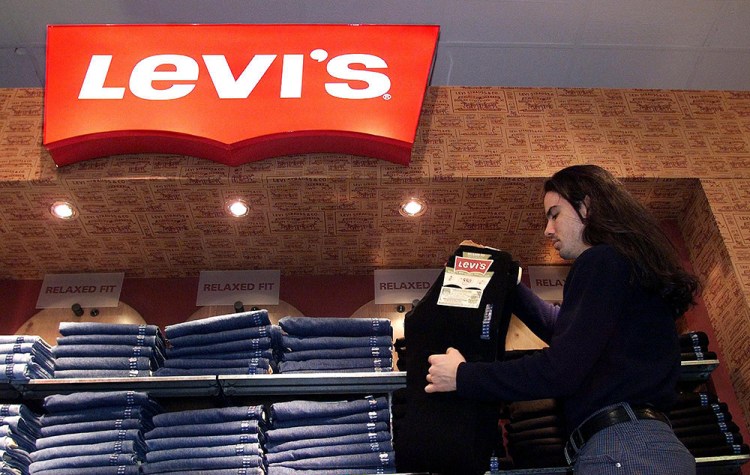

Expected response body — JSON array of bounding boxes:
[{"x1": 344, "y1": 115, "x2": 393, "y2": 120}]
[
  {"x1": 281, "y1": 346, "x2": 392, "y2": 361},
  {"x1": 1, "y1": 416, "x2": 40, "y2": 440},
  {"x1": 162, "y1": 358, "x2": 270, "y2": 369},
  {"x1": 166, "y1": 337, "x2": 273, "y2": 358},
  {"x1": 28, "y1": 452, "x2": 138, "y2": 471},
  {"x1": 1, "y1": 362, "x2": 52, "y2": 380},
  {"x1": 152, "y1": 406, "x2": 265, "y2": 427},
  {"x1": 40, "y1": 417, "x2": 147, "y2": 437},
  {"x1": 58, "y1": 322, "x2": 161, "y2": 337},
  {"x1": 145, "y1": 419, "x2": 262, "y2": 439},
  {"x1": 3, "y1": 353, "x2": 54, "y2": 375},
  {"x1": 154, "y1": 366, "x2": 270, "y2": 376},
  {"x1": 265, "y1": 430, "x2": 391, "y2": 453},
  {"x1": 30, "y1": 465, "x2": 140, "y2": 475},
  {"x1": 43, "y1": 391, "x2": 155, "y2": 412},
  {"x1": 280, "y1": 335, "x2": 392, "y2": 351},
  {"x1": 278, "y1": 358, "x2": 391, "y2": 373},
  {"x1": 56, "y1": 334, "x2": 164, "y2": 348},
  {"x1": 271, "y1": 451, "x2": 394, "y2": 470},
  {"x1": 0, "y1": 446, "x2": 31, "y2": 474},
  {"x1": 41, "y1": 405, "x2": 157, "y2": 425},
  {"x1": 146, "y1": 443, "x2": 262, "y2": 463},
  {"x1": 152, "y1": 469, "x2": 265, "y2": 475},
  {"x1": 141, "y1": 454, "x2": 265, "y2": 474},
  {"x1": 0, "y1": 342, "x2": 52, "y2": 360},
  {"x1": 31, "y1": 439, "x2": 146, "y2": 461},
  {"x1": 53, "y1": 369, "x2": 152, "y2": 378},
  {"x1": 279, "y1": 317, "x2": 392, "y2": 337},
  {"x1": 35, "y1": 428, "x2": 143, "y2": 450},
  {"x1": 266, "y1": 440, "x2": 394, "y2": 463},
  {"x1": 270, "y1": 396, "x2": 387, "y2": 422},
  {"x1": 164, "y1": 310, "x2": 271, "y2": 339},
  {"x1": 0, "y1": 405, "x2": 39, "y2": 422},
  {"x1": 268, "y1": 468, "x2": 396, "y2": 475},
  {"x1": 171, "y1": 349, "x2": 274, "y2": 360},
  {"x1": 0, "y1": 336, "x2": 49, "y2": 346},
  {"x1": 52, "y1": 344, "x2": 164, "y2": 361},
  {"x1": 265, "y1": 422, "x2": 388, "y2": 445},
  {"x1": 146, "y1": 433, "x2": 262, "y2": 451},
  {"x1": 0, "y1": 426, "x2": 37, "y2": 453},
  {"x1": 271, "y1": 409, "x2": 389, "y2": 429},
  {"x1": 168, "y1": 325, "x2": 273, "y2": 347},
  {"x1": 54, "y1": 356, "x2": 154, "y2": 371}
]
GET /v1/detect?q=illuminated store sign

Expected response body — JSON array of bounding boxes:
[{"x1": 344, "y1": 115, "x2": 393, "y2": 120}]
[{"x1": 44, "y1": 24, "x2": 439, "y2": 166}]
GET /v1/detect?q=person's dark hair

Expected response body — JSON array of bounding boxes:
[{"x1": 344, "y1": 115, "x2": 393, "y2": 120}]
[{"x1": 544, "y1": 164, "x2": 700, "y2": 317}]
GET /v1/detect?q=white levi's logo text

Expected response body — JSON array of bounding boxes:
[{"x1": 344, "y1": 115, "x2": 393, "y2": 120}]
[{"x1": 454, "y1": 256, "x2": 493, "y2": 275}]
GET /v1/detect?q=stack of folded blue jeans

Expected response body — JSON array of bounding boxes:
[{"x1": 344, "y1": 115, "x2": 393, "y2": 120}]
[
  {"x1": 142, "y1": 405, "x2": 267, "y2": 475},
  {"x1": 52, "y1": 322, "x2": 166, "y2": 378},
  {"x1": 277, "y1": 317, "x2": 393, "y2": 373},
  {"x1": 0, "y1": 336, "x2": 54, "y2": 381},
  {"x1": 1, "y1": 403, "x2": 41, "y2": 475},
  {"x1": 265, "y1": 395, "x2": 396, "y2": 474},
  {"x1": 29, "y1": 390, "x2": 161, "y2": 475},
  {"x1": 156, "y1": 310, "x2": 278, "y2": 376}
]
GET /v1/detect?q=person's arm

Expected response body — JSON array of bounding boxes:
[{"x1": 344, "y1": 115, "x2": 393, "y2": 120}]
[{"x1": 511, "y1": 283, "x2": 560, "y2": 344}]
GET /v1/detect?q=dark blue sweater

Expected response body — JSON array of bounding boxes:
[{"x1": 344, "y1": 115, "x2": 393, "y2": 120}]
[{"x1": 456, "y1": 244, "x2": 681, "y2": 432}]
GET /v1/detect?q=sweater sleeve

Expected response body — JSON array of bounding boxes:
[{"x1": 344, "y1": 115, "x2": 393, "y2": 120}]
[
  {"x1": 511, "y1": 283, "x2": 560, "y2": 344},
  {"x1": 457, "y1": 245, "x2": 631, "y2": 402}
]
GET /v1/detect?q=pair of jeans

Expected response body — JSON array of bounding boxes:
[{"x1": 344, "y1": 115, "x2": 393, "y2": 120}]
[
  {"x1": 1, "y1": 416, "x2": 40, "y2": 441},
  {"x1": 35, "y1": 428, "x2": 143, "y2": 450},
  {"x1": 145, "y1": 419, "x2": 262, "y2": 439},
  {"x1": 146, "y1": 443, "x2": 262, "y2": 463},
  {"x1": 266, "y1": 440, "x2": 393, "y2": 464},
  {"x1": 151, "y1": 469, "x2": 265, "y2": 475},
  {"x1": 0, "y1": 426, "x2": 36, "y2": 453},
  {"x1": 281, "y1": 346, "x2": 392, "y2": 361},
  {"x1": 170, "y1": 349, "x2": 274, "y2": 360},
  {"x1": 152, "y1": 405, "x2": 265, "y2": 427},
  {"x1": 154, "y1": 367, "x2": 271, "y2": 376},
  {"x1": 30, "y1": 465, "x2": 140, "y2": 475},
  {"x1": 53, "y1": 369, "x2": 151, "y2": 378},
  {"x1": 167, "y1": 325, "x2": 273, "y2": 348},
  {"x1": 56, "y1": 334, "x2": 164, "y2": 349},
  {"x1": 28, "y1": 452, "x2": 137, "y2": 472},
  {"x1": 59, "y1": 322, "x2": 161, "y2": 337},
  {"x1": 278, "y1": 358, "x2": 391, "y2": 373},
  {"x1": 54, "y1": 356, "x2": 153, "y2": 371},
  {"x1": 280, "y1": 335, "x2": 392, "y2": 352},
  {"x1": 270, "y1": 409, "x2": 389, "y2": 429},
  {"x1": 164, "y1": 310, "x2": 271, "y2": 339},
  {"x1": 1, "y1": 362, "x2": 52, "y2": 380},
  {"x1": 41, "y1": 405, "x2": 157, "y2": 426},
  {"x1": 263, "y1": 429, "x2": 391, "y2": 454},
  {"x1": 52, "y1": 344, "x2": 164, "y2": 361},
  {"x1": 43, "y1": 391, "x2": 155, "y2": 412},
  {"x1": 270, "y1": 396, "x2": 387, "y2": 422},
  {"x1": 268, "y1": 468, "x2": 395, "y2": 475},
  {"x1": 279, "y1": 317, "x2": 392, "y2": 337},
  {"x1": 265, "y1": 421, "x2": 389, "y2": 446},
  {"x1": 141, "y1": 454, "x2": 265, "y2": 474},
  {"x1": 271, "y1": 451, "x2": 394, "y2": 470},
  {"x1": 31, "y1": 439, "x2": 146, "y2": 462},
  {"x1": 3, "y1": 353, "x2": 54, "y2": 376},
  {"x1": 146, "y1": 433, "x2": 262, "y2": 451},
  {"x1": 166, "y1": 337, "x2": 273, "y2": 358},
  {"x1": 39, "y1": 416, "x2": 148, "y2": 437},
  {"x1": 161, "y1": 358, "x2": 270, "y2": 370}
]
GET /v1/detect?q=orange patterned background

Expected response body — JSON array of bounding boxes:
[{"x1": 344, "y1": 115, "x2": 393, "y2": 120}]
[{"x1": 2, "y1": 86, "x2": 750, "y2": 439}]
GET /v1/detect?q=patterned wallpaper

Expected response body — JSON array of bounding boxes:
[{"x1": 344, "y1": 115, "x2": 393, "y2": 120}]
[{"x1": 1, "y1": 86, "x2": 750, "y2": 429}]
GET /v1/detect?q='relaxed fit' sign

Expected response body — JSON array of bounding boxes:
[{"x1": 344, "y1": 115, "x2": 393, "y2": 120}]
[{"x1": 43, "y1": 24, "x2": 439, "y2": 167}]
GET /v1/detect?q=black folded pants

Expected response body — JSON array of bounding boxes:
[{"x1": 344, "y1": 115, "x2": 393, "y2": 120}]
[{"x1": 394, "y1": 244, "x2": 519, "y2": 474}]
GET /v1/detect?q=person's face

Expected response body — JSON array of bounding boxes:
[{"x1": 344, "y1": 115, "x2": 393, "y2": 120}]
[{"x1": 544, "y1": 191, "x2": 590, "y2": 260}]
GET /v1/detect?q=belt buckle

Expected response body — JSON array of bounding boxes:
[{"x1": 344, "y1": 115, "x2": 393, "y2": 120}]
[{"x1": 564, "y1": 429, "x2": 585, "y2": 465}]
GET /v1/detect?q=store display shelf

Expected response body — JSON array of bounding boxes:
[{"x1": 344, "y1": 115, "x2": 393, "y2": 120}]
[
  {"x1": 680, "y1": 359, "x2": 720, "y2": 382},
  {"x1": 20, "y1": 375, "x2": 221, "y2": 398},
  {"x1": 220, "y1": 371, "x2": 407, "y2": 396}
]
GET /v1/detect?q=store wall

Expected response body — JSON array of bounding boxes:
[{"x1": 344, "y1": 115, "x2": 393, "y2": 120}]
[{"x1": 1, "y1": 86, "x2": 750, "y2": 443}]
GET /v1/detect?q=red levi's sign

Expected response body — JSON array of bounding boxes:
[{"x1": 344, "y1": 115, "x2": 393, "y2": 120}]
[{"x1": 43, "y1": 24, "x2": 439, "y2": 167}]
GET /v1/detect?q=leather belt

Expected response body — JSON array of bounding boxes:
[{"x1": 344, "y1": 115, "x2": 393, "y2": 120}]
[{"x1": 564, "y1": 404, "x2": 671, "y2": 464}]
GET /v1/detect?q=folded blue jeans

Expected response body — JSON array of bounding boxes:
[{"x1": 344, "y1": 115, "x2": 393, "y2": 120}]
[
  {"x1": 146, "y1": 443, "x2": 262, "y2": 463},
  {"x1": 0, "y1": 404, "x2": 40, "y2": 422},
  {"x1": 41, "y1": 405, "x2": 157, "y2": 425},
  {"x1": 167, "y1": 325, "x2": 273, "y2": 348},
  {"x1": 152, "y1": 405, "x2": 265, "y2": 427},
  {"x1": 35, "y1": 428, "x2": 143, "y2": 450},
  {"x1": 28, "y1": 452, "x2": 138, "y2": 472},
  {"x1": 268, "y1": 468, "x2": 396, "y2": 475},
  {"x1": 52, "y1": 344, "x2": 164, "y2": 361},
  {"x1": 164, "y1": 310, "x2": 271, "y2": 339},
  {"x1": 56, "y1": 334, "x2": 164, "y2": 348},
  {"x1": 278, "y1": 358, "x2": 391, "y2": 373},
  {"x1": 265, "y1": 430, "x2": 391, "y2": 453},
  {"x1": 0, "y1": 335, "x2": 49, "y2": 346},
  {"x1": 166, "y1": 337, "x2": 272, "y2": 358},
  {"x1": 271, "y1": 408, "x2": 389, "y2": 429},
  {"x1": 40, "y1": 416, "x2": 147, "y2": 437},
  {"x1": 162, "y1": 358, "x2": 270, "y2": 369},
  {"x1": 54, "y1": 356, "x2": 154, "y2": 371},
  {"x1": 1, "y1": 415, "x2": 40, "y2": 439},
  {"x1": 266, "y1": 440, "x2": 394, "y2": 464},
  {"x1": 265, "y1": 421, "x2": 388, "y2": 445},
  {"x1": 281, "y1": 335, "x2": 392, "y2": 351},
  {"x1": 54, "y1": 369, "x2": 152, "y2": 378},
  {"x1": 0, "y1": 426, "x2": 37, "y2": 452},
  {"x1": 279, "y1": 317, "x2": 392, "y2": 337},
  {"x1": 0, "y1": 342, "x2": 53, "y2": 360},
  {"x1": 281, "y1": 346, "x2": 392, "y2": 361},
  {"x1": 271, "y1": 451, "x2": 394, "y2": 470},
  {"x1": 270, "y1": 396, "x2": 387, "y2": 422},
  {"x1": 170, "y1": 349, "x2": 274, "y2": 360},
  {"x1": 146, "y1": 419, "x2": 262, "y2": 439},
  {"x1": 58, "y1": 321, "x2": 161, "y2": 336},
  {"x1": 30, "y1": 465, "x2": 140, "y2": 475},
  {"x1": 141, "y1": 454, "x2": 265, "y2": 474},
  {"x1": 146, "y1": 433, "x2": 261, "y2": 451},
  {"x1": 154, "y1": 367, "x2": 270, "y2": 376},
  {"x1": 43, "y1": 391, "x2": 154, "y2": 412},
  {"x1": 31, "y1": 438, "x2": 146, "y2": 461},
  {"x1": 146, "y1": 469, "x2": 265, "y2": 475}
]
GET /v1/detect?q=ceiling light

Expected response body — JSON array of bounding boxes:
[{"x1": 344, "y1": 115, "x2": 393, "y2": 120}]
[
  {"x1": 50, "y1": 201, "x2": 77, "y2": 220},
  {"x1": 225, "y1": 199, "x2": 249, "y2": 217},
  {"x1": 399, "y1": 198, "x2": 426, "y2": 217}
]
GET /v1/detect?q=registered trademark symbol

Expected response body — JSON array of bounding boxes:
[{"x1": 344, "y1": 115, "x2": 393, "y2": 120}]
[{"x1": 383, "y1": 94, "x2": 392, "y2": 100}]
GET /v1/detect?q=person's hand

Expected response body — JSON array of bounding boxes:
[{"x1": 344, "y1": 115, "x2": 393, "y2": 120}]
[{"x1": 425, "y1": 347, "x2": 466, "y2": 393}]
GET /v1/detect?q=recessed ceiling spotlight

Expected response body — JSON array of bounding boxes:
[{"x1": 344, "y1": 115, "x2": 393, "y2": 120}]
[
  {"x1": 399, "y1": 198, "x2": 426, "y2": 217},
  {"x1": 50, "y1": 201, "x2": 77, "y2": 220},
  {"x1": 225, "y1": 199, "x2": 250, "y2": 218}
]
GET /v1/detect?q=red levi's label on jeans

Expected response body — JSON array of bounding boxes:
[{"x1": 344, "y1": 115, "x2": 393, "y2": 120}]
[{"x1": 43, "y1": 24, "x2": 439, "y2": 166}]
